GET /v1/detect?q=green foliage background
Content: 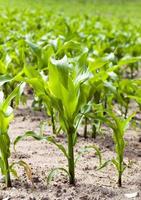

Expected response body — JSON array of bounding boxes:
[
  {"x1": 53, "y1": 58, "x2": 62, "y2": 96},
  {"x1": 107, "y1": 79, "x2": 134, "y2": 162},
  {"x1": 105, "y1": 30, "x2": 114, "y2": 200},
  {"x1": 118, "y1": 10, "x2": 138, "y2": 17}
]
[{"x1": 0, "y1": 0, "x2": 140, "y2": 21}]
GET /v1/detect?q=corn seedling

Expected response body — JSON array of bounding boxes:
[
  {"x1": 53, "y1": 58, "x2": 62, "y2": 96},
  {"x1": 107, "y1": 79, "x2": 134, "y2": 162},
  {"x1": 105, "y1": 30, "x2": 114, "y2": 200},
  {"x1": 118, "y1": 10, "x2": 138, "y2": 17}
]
[
  {"x1": 15, "y1": 54, "x2": 91, "y2": 185},
  {"x1": 103, "y1": 110, "x2": 135, "y2": 187},
  {"x1": 0, "y1": 85, "x2": 24, "y2": 187}
]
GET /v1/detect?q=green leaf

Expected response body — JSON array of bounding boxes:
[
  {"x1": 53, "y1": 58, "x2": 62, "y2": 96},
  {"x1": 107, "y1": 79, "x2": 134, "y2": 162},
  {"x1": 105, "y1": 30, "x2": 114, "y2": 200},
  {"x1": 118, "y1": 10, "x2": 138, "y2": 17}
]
[
  {"x1": 118, "y1": 56, "x2": 141, "y2": 66},
  {"x1": 47, "y1": 167, "x2": 69, "y2": 185},
  {"x1": 14, "y1": 131, "x2": 45, "y2": 149},
  {"x1": 11, "y1": 160, "x2": 33, "y2": 185},
  {"x1": 14, "y1": 131, "x2": 68, "y2": 159},
  {"x1": 0, "y1": 74, "x2": 13, "y2": 86},
  {"x1": 112, "y1": 159, "x2": 119, "y2": 170},
  {"x1": 97, "y1": 160, "x2": 110, "y2": 170},
  {"x1": 47, "y1": 136, "x2": 69, "y2": 160},
  {"x1": 26, "y1": 41, "x2": 41, "y2": 57},
  {"x1": 49, "y1": 55, "x2": 70, "y2": 90},
  {"x1": 2, "y1": 83, "x2": 25, "y2": 111},
  {"x1": 85, "y1": 145, "x2": 102, "y2": 166}
]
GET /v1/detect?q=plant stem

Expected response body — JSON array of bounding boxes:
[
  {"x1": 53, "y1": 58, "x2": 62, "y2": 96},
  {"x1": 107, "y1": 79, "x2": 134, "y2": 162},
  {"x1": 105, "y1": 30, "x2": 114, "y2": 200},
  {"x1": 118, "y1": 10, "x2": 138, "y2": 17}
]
[
  {"x1": 67, "y1": 128, "x2": 75, "y2": 185},
  {"x1": 92, "y1": 123, "x2": 97, "y2": 139},
  {"x1": 118, "y1": 172, "x2": 122, "y2": 187},
  {"x1": 5, "y1": 158, "x2": 11, "y2": 187},
  {"x1": 103, "y1": 97, "x2": 107, "y2": 116},
  {"x1": 84, "y1": 117, "x2": 88, "y2": 139},
  {"x1": 124, "y1": 106, "x2": 128, "y2": 119},
  {"x1": 51, "y1": 108, "x2": 56, "y2": 134},
  {"x1": 124, "y1": 101, "x2": 129, "y2": 119}
]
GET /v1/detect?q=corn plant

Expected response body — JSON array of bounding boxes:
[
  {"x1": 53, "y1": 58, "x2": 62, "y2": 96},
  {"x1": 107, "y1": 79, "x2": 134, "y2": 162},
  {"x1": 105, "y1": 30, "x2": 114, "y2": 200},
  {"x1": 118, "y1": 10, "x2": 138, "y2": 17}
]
[
  {"x1": 48, "y1": 56, "x2": 91, "y2": 184},
  {"x1": 0, "y1": 85, "x2": 23, "y2": 187},
  {"x1": 103, "y1": 110, "x2": 135, "y2": 187},
  {"x1": 82, "y1": 56, "x2": 118, "y2": 139},
  {"x1": 125, "y1": 80, "x2": 141, "y2": 112},
  {"x1": 16, "y1": 54, "x2": 91, "y2": 184}
]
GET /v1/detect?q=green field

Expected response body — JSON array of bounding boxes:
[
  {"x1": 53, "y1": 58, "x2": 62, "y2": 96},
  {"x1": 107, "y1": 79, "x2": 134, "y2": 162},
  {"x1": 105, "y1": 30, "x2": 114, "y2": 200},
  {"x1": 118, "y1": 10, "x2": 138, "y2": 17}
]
[
  {"x1": 0, "y1": 0, "x2": 141, "y2": 199},
  {"x1": 0, "y1": 0, "x2": 141, "y2": 21}
]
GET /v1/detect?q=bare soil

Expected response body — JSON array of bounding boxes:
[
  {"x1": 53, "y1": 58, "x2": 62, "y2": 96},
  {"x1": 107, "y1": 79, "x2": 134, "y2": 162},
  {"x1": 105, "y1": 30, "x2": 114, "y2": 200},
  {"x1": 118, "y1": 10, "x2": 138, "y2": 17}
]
[{"x1": 0, "y1": 101, "x2": 141, "y2": 200}]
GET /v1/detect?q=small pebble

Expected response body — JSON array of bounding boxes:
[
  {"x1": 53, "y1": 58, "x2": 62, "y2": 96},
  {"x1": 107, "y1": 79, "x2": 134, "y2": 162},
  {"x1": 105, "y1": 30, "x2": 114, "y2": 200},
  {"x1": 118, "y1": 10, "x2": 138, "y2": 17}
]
[{"x1": 124, "y1": 192, "x2": 139, "y2": 198}]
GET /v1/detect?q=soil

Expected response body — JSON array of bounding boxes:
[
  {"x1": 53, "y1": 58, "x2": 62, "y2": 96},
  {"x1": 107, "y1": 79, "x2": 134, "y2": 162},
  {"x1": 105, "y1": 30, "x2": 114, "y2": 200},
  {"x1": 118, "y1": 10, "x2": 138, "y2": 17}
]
[{"x1": 0, "y1": 100, "x2": 141, "y2": 200}]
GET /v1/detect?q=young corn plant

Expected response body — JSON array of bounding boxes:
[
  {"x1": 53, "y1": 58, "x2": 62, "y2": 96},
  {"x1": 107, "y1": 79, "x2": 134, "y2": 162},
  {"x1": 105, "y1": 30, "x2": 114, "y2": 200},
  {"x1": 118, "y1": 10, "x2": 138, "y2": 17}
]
[
  {"x1": 45, "y1": 56, "x2": 91, "y2": 184},
  {"x1": 16, "y1": 55, "x2": 91, "y2": 185},
  {"x1": 0, "y1": 85, "x2": 23, "y2": 187},
  {"x1": 103, "y1": 110, "x2": 135, "y2": 187},
  {"x1": 83, "y1": 56, "x2": 117, "y2": 139},
  {"x1": 19, "y1": 64, "x2": 57, "y2": 135}
]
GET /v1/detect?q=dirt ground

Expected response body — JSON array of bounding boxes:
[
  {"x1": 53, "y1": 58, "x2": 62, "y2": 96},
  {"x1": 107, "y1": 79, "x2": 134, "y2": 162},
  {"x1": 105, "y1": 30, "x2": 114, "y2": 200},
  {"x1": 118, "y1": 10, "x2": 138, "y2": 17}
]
[{"x1": 0, "y1": 100, "x2": 141, "y2": 200}]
